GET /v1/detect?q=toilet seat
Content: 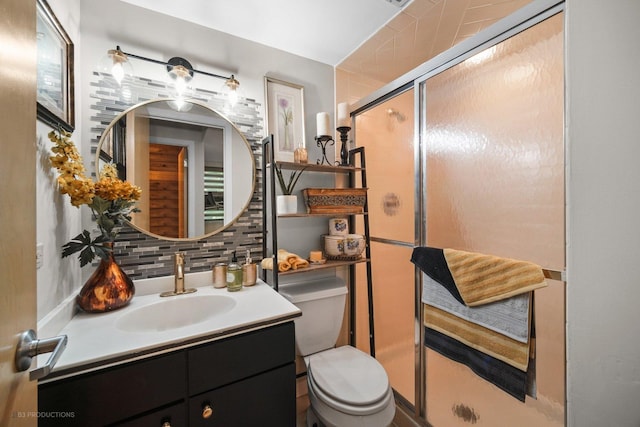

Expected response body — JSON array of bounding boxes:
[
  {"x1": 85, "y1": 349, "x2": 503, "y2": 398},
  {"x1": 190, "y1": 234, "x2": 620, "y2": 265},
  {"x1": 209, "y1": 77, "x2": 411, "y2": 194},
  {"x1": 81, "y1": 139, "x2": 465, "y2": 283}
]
[{"x1": 307, "y1": 346, "x2": 392, "y2": 416}]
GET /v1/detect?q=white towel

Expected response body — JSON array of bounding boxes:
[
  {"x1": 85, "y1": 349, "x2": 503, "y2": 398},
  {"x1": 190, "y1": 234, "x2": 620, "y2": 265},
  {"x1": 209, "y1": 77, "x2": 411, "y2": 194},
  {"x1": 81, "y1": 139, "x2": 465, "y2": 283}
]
[{"x1": 422, "y1": 273, "x2": 530, "y2": 343}]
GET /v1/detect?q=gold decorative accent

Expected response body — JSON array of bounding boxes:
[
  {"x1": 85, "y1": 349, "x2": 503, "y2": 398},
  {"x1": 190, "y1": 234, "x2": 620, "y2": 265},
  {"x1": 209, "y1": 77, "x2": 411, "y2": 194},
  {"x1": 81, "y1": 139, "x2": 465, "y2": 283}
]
[{"x1": 202, "y1": 404, "x2": 213, "y2": 419}]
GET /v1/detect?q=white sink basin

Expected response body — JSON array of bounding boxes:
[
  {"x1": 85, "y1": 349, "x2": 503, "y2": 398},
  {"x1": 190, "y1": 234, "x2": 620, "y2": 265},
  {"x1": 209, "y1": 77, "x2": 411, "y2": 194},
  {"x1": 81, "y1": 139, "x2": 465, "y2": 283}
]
[{"x1": 116, "y1": 294, "x2": 237, "y2": 332}]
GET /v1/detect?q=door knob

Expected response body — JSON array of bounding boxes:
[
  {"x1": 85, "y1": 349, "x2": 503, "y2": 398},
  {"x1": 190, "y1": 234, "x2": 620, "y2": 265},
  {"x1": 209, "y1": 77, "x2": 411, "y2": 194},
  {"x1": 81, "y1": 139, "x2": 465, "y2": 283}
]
[
  {"x1": 15, "y1": 329, "x2": 68, "y2": 381},
  {"x1": 202, "y1": 403, "x2": 213, "y2": 419}
]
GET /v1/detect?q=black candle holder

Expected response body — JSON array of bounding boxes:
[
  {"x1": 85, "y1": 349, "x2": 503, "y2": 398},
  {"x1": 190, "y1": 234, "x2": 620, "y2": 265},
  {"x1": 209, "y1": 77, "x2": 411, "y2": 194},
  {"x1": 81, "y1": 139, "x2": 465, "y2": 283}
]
[
  {"x1": 337, "y1": 126, "x2": 351, "y2": 166},
  {"x1": 315, "y1": 135, "x2": 334, "y2": 166}
]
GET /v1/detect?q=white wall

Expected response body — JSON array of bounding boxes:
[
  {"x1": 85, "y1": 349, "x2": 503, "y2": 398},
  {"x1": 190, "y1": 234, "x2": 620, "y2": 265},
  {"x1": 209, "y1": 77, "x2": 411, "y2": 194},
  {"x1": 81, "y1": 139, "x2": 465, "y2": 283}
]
[
  {"x1": 78, "y1": 0, "x2": 334, "y2": 167},
  {"x1": 566, "y1": 1, "x2": 640, "y2": 426},
  {"x1": 36, "y1": 0, "x2": 83, "y2": 331}
]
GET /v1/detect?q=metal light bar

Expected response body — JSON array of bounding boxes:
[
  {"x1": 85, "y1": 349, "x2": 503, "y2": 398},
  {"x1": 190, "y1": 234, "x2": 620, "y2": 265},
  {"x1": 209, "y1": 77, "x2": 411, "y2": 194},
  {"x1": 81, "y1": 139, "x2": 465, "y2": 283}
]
[{"x1": 111, "y1": 45, "x2": 238, "y2": 85}]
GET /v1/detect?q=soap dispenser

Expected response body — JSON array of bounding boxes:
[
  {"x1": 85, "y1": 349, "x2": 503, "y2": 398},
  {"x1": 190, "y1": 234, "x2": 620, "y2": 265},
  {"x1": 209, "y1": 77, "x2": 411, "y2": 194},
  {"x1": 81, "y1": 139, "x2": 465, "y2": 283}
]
[
  {"x1": 226, "y1": 251, "x2": 243, "y2": 292},
  {"x1": 242, "y1": 249, "x2": 257, "y2": 287}
]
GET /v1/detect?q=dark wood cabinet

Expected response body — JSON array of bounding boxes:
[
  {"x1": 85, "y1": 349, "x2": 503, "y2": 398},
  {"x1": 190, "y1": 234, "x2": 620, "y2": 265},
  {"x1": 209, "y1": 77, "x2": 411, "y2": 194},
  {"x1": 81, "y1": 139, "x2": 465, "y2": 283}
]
[
  {"x1": 39, "y1": 322, "x2": 295, "y2": 426},
  {"x1": 188, "y1": 364, "x2": 295, "y2": 427}
]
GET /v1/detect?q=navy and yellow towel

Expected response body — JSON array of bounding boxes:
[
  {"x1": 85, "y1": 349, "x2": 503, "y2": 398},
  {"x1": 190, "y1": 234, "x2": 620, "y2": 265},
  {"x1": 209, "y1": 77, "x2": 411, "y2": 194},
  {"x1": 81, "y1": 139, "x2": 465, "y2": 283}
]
[
  {"x1": 411, "y1": 246, "x2": 547, "y2": 306},
  {"x1": 411, "y1": 246, "x2": 547, "y2": 401}
]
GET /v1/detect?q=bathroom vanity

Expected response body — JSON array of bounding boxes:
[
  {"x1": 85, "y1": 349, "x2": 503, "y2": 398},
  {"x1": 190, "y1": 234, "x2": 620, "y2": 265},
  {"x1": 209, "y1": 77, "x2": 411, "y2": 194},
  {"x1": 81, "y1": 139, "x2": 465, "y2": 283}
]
[{"x1": 37, "y1": 278, "x2": 301, "y2": 426}]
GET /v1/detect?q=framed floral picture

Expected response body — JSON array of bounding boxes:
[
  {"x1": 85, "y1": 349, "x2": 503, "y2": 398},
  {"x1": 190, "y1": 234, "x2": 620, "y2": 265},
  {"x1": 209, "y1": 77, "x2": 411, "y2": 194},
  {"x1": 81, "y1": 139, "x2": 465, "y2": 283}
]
[
  {"x1": 264, "y1": 77, "x2": 305, "y2": 162},
  {"x1": 36, "y1": 0, "x2": 75, "y2": 132}
]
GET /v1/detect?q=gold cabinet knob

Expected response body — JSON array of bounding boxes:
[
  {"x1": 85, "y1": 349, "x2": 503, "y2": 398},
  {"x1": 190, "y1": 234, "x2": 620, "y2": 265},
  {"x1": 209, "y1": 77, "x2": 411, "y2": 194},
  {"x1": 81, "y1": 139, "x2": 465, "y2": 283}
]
[{"x1": 202, "y1": 404, "x2": 213, "y2": 419}]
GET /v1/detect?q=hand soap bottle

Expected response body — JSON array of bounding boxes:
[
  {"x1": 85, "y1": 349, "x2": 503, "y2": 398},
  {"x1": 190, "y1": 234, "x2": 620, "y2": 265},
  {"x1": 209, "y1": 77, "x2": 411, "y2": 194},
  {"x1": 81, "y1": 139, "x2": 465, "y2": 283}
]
[
  {"x1": 242, "y1": 249, "x2": 257, "y2": 287},
  {"x1": 226, "y1": 251, "x2": 243, "y2": 292}
]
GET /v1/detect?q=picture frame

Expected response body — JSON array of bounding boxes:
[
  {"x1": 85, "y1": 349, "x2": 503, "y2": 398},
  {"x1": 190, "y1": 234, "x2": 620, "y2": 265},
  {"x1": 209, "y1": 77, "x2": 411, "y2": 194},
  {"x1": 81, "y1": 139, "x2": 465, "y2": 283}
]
[
  {"x1": 36, "y1": 0, "x2": 75, "y2": 132},
  {"x1": 264, "y1": 77, "x2": 305, "y2": 162}
]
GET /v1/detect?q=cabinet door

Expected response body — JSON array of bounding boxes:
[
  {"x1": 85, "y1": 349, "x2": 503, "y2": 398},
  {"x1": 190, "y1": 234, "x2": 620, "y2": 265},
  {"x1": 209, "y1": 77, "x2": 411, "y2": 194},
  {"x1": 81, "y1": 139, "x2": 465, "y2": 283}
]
[
  {"x1": 188, "y1": 322, "x2": 295, "y2": 395},
  {"x1": 39, "y1": 352, "x2": 186, "y2": 426},
  {"x1": 189, "y1": 363, "x2": 296, "y2": 427}
]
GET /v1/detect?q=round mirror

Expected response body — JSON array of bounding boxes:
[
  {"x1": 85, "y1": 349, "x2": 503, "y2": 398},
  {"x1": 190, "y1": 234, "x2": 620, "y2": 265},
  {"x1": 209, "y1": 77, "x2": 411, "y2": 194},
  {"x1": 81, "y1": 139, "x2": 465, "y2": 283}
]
[{"x1": 96, "y1": 98, "x2": 255, "y2": 241}]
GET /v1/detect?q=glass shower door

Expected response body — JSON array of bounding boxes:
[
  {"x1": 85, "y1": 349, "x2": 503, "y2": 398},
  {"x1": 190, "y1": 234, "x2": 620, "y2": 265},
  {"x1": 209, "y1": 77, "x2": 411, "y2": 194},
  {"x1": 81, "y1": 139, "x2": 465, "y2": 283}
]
[
  {"x1": 353, "y1": 88, "x2": 417, "y2": 407},
  {"x1": 421, "y1": 12, "x2": 565, "y2": 426}
]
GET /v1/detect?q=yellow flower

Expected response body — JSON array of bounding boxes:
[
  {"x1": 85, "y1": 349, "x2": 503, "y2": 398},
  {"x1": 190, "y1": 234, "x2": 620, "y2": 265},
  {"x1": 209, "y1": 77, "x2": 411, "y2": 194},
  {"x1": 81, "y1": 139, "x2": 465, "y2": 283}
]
[
  {"x1": 99, "y1": 163, "x2": 118, "y2": 179},
  {"x1": 49, "y1": 129, "x2": 142, "y2": 265},
  {"x1": 94, "y1": 164, "x2": 142, "y2": 202},
  {"x1": 59, "y1": 177, "x2": 95, "y2": 207},
  {"x1": 94, "y1": 177, "x2": 141, "y2": 202},
  {"x1": 49, "y1": 130, "x2": 94, "y2": 205}
]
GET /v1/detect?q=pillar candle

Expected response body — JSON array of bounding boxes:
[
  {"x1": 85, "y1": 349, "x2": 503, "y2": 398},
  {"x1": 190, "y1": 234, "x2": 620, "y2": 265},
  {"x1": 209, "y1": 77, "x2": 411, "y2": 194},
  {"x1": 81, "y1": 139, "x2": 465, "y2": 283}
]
[
  {"x1": 316, "y1": 112, "x2": 330, "y2": 136},
  {"x1": 337, "y1": 102, "x2": 350, "y2": 127}
]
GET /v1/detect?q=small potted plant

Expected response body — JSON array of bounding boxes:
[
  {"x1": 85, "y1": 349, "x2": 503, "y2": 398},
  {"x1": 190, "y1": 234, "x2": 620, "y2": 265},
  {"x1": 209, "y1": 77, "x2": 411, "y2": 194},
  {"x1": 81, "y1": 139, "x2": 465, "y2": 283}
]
[{"x1": 275, "y1": 164, "x2": 306, "y2": 214}]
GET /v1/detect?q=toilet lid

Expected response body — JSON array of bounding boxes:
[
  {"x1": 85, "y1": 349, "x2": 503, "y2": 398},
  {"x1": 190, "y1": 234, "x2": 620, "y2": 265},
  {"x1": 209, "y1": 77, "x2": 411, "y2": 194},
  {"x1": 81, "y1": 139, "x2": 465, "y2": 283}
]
[{"x1": 307, "y1": 346, "x2": 390, "y2": 407}]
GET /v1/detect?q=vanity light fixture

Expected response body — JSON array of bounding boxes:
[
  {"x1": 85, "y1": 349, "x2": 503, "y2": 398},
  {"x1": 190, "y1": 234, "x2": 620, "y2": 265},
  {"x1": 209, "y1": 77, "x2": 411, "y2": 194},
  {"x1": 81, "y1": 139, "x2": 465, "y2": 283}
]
[{"x1": 102, "y1": 46, "x2": 242, "y2": 105}]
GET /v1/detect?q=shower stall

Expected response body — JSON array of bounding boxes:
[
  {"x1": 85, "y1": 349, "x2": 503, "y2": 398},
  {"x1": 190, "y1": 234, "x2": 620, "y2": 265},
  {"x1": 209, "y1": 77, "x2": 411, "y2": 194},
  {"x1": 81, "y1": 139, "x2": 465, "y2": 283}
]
[{"x1": 350, "y1": 2, "x2": 565, "y2": 425}]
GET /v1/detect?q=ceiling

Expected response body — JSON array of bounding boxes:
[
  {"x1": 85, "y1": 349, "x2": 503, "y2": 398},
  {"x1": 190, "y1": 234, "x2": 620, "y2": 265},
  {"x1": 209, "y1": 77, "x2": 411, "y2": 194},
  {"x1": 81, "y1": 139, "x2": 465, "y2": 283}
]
[{"x1": 120, "y1": 0, "x2": 411, "y2": 66}]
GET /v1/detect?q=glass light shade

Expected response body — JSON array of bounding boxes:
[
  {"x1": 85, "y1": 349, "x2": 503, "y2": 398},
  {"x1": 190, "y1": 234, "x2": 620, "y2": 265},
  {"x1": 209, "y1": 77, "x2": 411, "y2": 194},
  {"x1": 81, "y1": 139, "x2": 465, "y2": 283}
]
[
  {"x1": 220, "y1": 75, "x2": 243, "y2": 108},
  {"x1": 99, "y1": 48, "x2": 134, "y2": 88},
  {"x1": 167, "y1": 64, "x2": 193, "y2": 97},
  {"x1": 167, "y1": 97, "x2": 194, "y2": 112}
]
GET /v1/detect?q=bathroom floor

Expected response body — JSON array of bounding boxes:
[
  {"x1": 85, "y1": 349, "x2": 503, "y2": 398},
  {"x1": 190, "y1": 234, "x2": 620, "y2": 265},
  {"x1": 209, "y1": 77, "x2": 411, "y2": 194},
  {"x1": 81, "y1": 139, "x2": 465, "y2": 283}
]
[
  {"x1": 296, "y1": 395, "x2": 310, "y2": 426},
  {"x1": 296, "y1": 394, "x2": 412, "y2": 427}
]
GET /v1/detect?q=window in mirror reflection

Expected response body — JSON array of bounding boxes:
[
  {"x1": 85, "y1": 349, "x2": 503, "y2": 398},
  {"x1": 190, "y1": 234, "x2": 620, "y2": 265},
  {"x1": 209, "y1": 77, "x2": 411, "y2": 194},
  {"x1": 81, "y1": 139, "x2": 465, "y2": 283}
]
[{"x1": 204, "y1": 167, "x2": 224, "y2": 233}]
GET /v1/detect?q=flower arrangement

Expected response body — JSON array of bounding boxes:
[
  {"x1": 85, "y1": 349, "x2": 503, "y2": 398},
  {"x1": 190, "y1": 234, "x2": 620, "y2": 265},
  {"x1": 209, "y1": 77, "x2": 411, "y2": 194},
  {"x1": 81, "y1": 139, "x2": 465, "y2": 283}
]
[
  {"x1": 279, "y1": 97, "x2": 293, "y2": 151},
  {"x1": 49, "y1": 129, "x2": 142, "y2": 267},
  {"x1": 275, "y1": 164, "x2": 306, "y2": 195}
]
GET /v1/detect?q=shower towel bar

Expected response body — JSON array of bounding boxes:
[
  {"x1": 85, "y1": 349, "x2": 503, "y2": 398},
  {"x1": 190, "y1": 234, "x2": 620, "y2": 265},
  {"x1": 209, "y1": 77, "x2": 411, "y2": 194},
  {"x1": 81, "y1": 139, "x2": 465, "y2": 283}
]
[{"x1": 542, "y1": 268, "x2": 565, "y2": 282}]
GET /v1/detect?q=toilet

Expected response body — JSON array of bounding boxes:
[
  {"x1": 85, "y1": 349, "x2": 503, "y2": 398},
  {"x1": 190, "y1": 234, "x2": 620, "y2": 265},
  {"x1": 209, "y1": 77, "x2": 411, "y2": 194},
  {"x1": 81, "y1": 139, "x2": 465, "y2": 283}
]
[{"x1": 279, "y1": 277, "x2": 396, "y2": 427}]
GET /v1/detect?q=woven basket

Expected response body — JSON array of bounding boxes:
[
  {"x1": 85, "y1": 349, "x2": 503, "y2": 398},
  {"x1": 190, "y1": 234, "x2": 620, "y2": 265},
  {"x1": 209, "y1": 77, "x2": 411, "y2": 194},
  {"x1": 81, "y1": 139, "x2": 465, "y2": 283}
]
[
  {"x1": 325, "y1": 254, "x2": 363, "y2": 261},
  {"x1": 302, "y1": 188, "x2": 367, "y2": 214}
]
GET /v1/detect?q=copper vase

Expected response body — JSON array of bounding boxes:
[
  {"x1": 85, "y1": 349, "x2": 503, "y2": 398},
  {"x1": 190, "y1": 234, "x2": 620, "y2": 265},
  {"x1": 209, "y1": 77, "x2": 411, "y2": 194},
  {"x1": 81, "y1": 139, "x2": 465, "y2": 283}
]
[{"x1": 76, "y1": 244, "x2": 135, "y2": 313}]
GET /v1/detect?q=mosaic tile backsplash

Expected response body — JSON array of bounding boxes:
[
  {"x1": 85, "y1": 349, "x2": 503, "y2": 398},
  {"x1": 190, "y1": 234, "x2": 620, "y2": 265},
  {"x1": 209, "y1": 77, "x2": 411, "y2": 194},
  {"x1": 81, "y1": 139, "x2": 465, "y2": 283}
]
[{"x1": 89, "y1": 72, "x2": 263, "y2": 279}]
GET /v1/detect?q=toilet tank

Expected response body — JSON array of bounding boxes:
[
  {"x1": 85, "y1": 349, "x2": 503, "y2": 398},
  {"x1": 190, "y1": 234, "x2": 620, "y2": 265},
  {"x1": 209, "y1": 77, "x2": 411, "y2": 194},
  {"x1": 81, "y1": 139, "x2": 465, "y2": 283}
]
[{"x1": 278, "y1": 277, "x2": 347, "y2": 356}]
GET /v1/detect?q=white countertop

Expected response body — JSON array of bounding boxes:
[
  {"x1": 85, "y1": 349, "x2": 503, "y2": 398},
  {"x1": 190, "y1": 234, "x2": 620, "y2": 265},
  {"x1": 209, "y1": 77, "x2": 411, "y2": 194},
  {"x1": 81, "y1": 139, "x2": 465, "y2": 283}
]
[{"x1": 43, "y1": 274, "x2": 300, "y2": 380}]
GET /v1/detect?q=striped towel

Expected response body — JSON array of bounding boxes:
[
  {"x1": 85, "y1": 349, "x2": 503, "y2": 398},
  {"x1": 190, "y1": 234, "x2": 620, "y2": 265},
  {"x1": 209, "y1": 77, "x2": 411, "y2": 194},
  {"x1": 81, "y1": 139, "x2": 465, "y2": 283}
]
[
  {"x1": 411, "y1": 246, "x2": 546, "y2": 400},
  {"x1": 411, "y1": 247, "x2": 547, "y2": 306}
]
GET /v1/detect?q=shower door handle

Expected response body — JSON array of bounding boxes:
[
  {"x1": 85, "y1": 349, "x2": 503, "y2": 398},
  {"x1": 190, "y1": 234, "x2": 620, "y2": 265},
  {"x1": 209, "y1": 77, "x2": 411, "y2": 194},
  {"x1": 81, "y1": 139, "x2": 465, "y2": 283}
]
[{"x1": 15, "y1": 329, "x2": 68, "y2": 380}]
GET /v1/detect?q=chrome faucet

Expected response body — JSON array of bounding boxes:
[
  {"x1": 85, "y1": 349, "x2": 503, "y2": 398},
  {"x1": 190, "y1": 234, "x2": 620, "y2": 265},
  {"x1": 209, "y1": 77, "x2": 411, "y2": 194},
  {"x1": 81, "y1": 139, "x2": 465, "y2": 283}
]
[{"x1": 160, "y1": 252, "x2": 197, "y2": 297}]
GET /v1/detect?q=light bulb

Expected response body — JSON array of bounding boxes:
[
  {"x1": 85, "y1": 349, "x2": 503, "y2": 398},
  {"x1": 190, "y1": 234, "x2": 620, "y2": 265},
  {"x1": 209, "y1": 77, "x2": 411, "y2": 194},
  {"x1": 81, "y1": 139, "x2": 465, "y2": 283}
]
[
  {"x1": 174, "y1": 76, "x2": 187, "y2": 96},
  {"x1": 167, "y1": 63, "x2": 193, "y2": 100},
  {"x1": 228, "y1": 88, "x2": 238, "y2": 106},
  {"x1": 221, "y1": 75, "x2": 242, "y2": 109},
  {"x1": 112, "y1": 62, "x2": 124, "y2": 85},
  {"x1": 98, "y1": 47, "x2": 133, "y2": 89}
]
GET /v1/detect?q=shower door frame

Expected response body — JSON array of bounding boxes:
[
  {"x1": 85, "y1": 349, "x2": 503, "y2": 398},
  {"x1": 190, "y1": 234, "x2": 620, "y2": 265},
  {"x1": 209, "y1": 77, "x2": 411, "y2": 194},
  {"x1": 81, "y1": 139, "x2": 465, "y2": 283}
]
[{"x1": 350, "y1": 0, "x2": 565, "y2": 422}]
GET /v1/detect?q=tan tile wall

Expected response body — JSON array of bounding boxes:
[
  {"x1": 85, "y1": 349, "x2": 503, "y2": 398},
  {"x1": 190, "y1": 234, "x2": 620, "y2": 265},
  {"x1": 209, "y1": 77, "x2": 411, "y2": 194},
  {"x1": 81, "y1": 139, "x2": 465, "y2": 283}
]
[{"x1": 336, "y1": 0, "x2": 533, "y2": 105}]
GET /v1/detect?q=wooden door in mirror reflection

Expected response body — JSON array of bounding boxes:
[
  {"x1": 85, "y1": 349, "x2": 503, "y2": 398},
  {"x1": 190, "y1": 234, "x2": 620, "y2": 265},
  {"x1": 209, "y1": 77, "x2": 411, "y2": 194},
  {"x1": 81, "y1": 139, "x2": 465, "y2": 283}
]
[{"x1": 149, "y1": 144, "x2": 187, "y2": 238}]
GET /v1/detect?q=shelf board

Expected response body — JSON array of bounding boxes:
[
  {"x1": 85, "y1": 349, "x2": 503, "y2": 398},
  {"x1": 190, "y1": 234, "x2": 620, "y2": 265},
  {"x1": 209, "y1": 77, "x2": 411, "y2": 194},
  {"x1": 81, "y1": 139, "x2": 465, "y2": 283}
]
[
  {"x1": 277, "y1": 212, "x2": 367, "y2": 218},
  {"x1": 277, "y1": 258, "x2": 370, "y2": 275},
  {"x1": 269, "y1": 161, "x2": 363, "y2": 173}
]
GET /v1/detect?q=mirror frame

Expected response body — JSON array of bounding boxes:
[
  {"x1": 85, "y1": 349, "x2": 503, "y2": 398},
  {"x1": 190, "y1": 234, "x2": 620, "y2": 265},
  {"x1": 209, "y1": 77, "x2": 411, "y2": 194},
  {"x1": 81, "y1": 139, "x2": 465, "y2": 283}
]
[{"x1": 95, "y1": 98, "x2": 256, "y2": 242}]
